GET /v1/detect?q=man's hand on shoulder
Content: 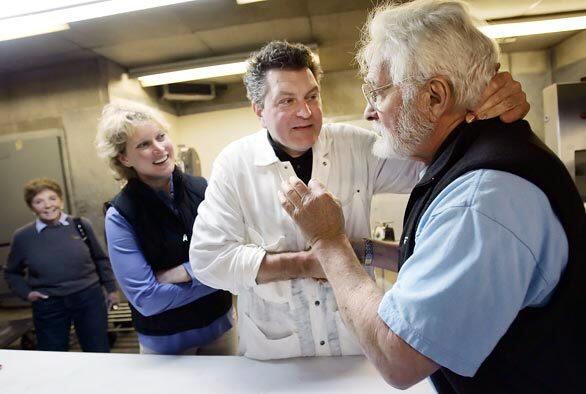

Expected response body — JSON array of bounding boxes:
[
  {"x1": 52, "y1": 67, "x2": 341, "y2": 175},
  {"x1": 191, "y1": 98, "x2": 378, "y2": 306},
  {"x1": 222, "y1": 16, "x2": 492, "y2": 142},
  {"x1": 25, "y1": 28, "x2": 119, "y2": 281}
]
[{"x1": 467, "y1": 68, "x2": 530, "y2": 124}]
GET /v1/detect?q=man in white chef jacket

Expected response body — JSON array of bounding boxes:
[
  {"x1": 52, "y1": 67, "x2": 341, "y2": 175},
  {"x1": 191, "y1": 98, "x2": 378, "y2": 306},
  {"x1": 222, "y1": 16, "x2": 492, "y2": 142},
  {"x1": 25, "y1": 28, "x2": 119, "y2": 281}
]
[{"x1": 186, "y1": 40, "x2": 529, "y2": 360}]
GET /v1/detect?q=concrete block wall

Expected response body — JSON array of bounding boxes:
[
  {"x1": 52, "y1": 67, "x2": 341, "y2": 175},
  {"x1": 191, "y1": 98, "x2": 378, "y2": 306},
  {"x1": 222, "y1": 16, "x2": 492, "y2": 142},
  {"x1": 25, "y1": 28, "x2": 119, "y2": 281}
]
[{"x1": 0, "y1": 59, "x2": 116, "y2": 243}]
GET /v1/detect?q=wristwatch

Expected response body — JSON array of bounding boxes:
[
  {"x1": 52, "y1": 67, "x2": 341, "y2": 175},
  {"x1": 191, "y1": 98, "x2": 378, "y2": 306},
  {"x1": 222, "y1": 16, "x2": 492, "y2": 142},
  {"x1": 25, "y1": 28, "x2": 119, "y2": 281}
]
[
  {"x1": 363, "y1": 238, "x2": 375, "y2": 279},
  {"x1": 363, "y1": 238, "x2": 374, "y2": 267}
]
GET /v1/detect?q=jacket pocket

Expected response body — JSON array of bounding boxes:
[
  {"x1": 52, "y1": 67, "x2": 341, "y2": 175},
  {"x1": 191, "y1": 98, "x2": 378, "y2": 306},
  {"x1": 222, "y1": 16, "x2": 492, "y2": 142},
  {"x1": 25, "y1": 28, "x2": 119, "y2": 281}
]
[{"x1": 238, "y1": 312, "x2": 300, "y2": 360}]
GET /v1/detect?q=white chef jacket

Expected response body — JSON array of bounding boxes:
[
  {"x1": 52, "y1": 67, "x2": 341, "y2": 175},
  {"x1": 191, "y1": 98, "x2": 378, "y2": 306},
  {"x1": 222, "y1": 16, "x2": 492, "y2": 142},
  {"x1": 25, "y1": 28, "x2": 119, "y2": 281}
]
[{"x1": 190, "y1": 123, "x2": 422, "y2": 360}]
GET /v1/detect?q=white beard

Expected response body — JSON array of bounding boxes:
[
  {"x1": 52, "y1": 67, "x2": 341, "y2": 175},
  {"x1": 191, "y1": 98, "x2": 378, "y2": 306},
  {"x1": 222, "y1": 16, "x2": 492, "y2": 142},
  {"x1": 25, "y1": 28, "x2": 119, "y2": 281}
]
[{"x1": 371, "y1": 96, "x2": 435, "y2": 159}]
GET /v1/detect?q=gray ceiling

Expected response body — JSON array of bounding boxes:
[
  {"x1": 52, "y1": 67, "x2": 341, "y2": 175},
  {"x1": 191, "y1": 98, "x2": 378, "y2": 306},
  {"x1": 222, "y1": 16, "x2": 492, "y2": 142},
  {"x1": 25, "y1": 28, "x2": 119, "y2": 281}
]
[{"x1": 1, "y1": 0, "x2": 585, "y2": 76}]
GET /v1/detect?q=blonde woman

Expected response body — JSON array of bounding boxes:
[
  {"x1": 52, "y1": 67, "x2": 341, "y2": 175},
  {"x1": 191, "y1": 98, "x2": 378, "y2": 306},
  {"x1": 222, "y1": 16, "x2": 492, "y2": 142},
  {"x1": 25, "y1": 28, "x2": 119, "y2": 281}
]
[{"x1": 96, "y1": 100, "x2": 233, "y2": 355}]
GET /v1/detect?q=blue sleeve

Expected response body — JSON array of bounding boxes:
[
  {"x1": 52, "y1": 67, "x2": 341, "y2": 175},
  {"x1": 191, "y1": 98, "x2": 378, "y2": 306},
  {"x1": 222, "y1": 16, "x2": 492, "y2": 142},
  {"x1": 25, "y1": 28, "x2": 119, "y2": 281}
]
[
  {"x1": 105, "y1": 207, "x2": 216, "y2": 317},
  {"x1": 377, "y1": 170, "x2": 568, "y2": 377}
]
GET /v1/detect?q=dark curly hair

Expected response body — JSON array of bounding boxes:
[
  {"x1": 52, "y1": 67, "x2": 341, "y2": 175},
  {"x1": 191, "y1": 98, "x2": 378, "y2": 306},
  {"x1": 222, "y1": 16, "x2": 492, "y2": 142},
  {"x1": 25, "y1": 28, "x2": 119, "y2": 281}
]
[{"x1": 243, "y1": 41, "x2": 323, "y2": 108}]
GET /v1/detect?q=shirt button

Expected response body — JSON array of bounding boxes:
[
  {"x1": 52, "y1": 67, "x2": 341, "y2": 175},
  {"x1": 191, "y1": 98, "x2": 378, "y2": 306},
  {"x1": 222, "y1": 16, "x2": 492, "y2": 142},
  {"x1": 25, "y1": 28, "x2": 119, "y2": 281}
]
[
  {"x1": 314, "y1": 300, "x2": 320, "y2": 306},
  {"x1": 322, "y1": 161, "x2": 327, "y2": 166},
  {"x1": 320, "y1": 340, "x2": 325, "y2": 346}
]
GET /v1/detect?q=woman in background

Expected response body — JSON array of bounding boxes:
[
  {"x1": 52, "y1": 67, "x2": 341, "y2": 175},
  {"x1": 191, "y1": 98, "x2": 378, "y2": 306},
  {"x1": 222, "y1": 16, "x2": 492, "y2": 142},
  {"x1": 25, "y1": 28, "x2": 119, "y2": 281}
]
[
  {"x1": 95, "y1": 100, "x2": 234, "y2": 355},
  {"x1": 4, "y1": 178, "x2": 118, "y2": 352}
]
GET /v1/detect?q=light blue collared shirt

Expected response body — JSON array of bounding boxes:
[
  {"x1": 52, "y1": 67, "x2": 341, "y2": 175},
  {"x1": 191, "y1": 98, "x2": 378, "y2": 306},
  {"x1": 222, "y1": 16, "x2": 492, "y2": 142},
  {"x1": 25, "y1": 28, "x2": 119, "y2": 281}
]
[
  {"x1": 35, "y1": 212, "x2": 69, "y2": 233},
  {"x1": 378, "y1": 169, "x2": 568, "y2": 377}
]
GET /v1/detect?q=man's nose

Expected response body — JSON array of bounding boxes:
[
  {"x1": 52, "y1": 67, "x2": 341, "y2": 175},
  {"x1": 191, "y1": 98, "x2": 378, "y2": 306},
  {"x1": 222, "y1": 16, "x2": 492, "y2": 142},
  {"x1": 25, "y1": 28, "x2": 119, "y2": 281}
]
[
  {"x1": 296, "y1": 101, "x2": 312, "y2": 118},
  {"x1": 364, "y1": 102, "x2": 379, "y2": 121}
]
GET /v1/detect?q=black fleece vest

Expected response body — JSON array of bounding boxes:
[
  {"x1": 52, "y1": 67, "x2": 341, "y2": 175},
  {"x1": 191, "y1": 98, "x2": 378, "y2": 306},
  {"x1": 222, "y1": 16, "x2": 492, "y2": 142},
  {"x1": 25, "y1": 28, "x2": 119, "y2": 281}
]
[
  {"x1": 108, "y1": 169, "x2": 232, "y2": 336},
  {"x1": 399, "y1": 119, "x2": 585, "y2": 393}
]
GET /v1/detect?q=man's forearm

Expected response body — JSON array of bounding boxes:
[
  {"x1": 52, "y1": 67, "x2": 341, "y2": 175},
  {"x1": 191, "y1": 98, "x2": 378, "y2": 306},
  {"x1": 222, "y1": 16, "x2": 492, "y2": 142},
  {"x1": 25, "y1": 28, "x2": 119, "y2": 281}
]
[
  {"x1": 314, "y1": 236, "x2": 385, "y2": 346},
  {"x1": 312, "y1": 235, "x2": 437, "y2": 388},
  {"x1": 256, "y1": 252, "x2": 302, "y2": 285},
  {"x1": 256, "y1": 251, "x2": 317, "y2": 284},
  {"x1": 351, "y1": 239, "x2": 400, "y2": 272}
]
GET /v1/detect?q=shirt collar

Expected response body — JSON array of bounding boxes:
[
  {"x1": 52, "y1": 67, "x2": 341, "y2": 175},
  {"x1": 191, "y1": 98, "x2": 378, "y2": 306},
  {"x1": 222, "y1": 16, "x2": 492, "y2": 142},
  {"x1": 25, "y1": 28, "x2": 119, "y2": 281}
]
[
  {"x1": 253, "y1": 129, "x2": 281, "y2": 166},
  {"x1": 266, "y1": 131, "x2": 313, "y2": 163},
  {"x1": 252, "y1": 126, "x2": 331, "y2": 166},
  {"x1": 36, "y1": 212, "x2": 69, "y2": 233}
]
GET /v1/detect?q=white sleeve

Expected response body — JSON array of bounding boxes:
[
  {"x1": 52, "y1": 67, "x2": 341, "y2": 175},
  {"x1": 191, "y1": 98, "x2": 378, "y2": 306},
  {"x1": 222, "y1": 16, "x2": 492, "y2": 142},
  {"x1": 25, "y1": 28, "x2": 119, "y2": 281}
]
[
  {"x1": 189, "y1": 156, "x2": 265, "y2": 295},
  {"x1": 345, "y1": 124, "x2": 423, "y2": 194},
  {"x1": 370, "y1": 155, "x2": 424, "y2": 194}
]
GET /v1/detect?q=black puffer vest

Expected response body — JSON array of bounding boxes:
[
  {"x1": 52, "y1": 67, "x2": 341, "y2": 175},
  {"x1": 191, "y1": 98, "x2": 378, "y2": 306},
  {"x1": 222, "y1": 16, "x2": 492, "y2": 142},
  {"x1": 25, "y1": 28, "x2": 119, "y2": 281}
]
[
  {"x1": 399, "y1": 119, "x2": 585, "y2": 393},
  {"x1": 108, "y1": 168, "x2": 232, "y2": 336}
]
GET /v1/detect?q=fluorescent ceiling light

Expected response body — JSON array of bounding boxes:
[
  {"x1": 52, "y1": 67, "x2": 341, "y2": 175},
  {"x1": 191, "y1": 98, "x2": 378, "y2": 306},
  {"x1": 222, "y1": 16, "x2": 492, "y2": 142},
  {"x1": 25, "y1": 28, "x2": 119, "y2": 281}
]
[
  {"x1": 479, "y1": 14, "x2": 586, "y2": 39},
  {"x1": 236, "y1": 0, "x2": 267, "y2": 4},
  {"x1": 0, "y1": 23, "x2": 70, "y2": 42},
  {"x1": 0, "y1": 1, "x2": 94, "y2": 19},
  {"x1": 137, "y1": 61, "x2": 249, "y2": 87},
  {"x1": 132, "y1": 45, "x2": 319, "y2": 87},
  {"x1": 0, "y1": 0, "x2": 197, "y2": 42}
]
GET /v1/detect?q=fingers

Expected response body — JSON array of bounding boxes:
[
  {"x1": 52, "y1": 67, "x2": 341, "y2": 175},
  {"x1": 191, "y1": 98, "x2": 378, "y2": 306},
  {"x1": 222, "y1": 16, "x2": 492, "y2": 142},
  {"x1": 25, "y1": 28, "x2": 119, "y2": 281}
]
[
  {"x1": 479, "y1": 90, "x2": 527, "y2": 121},
  {"x1": 474, "y1": 72, "x2": 524, "y2": 120},
  {"x1": 473, "y1": 71, "x2": 512, "y2": 113},
  {"x1": 290, "y1": 176, "x2": 309, "y2": 201},
  {"x1": 280, "y1": 176, "x2": 307, "y2": 209},
  {"x1": 307, "y1": 178, "x2": 326, "y2": 194},
  {"x1": 499, "y1": 100, "x2": 531, "y2": 124}
]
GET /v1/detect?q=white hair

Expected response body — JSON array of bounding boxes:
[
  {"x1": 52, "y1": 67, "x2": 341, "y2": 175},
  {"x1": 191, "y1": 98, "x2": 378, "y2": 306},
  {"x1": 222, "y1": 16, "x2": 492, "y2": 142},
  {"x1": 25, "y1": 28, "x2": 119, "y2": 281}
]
[
  {"x1": 95, "y1": 99, "x2": 170, "y2": 180},
  {"x1": 357, "y1": 0, "x2": 499, "y2": 110}
]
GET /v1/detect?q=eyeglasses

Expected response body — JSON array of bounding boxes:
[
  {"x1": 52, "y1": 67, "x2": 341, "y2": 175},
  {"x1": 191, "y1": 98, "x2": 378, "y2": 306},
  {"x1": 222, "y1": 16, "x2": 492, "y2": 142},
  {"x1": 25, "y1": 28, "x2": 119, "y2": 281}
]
[{"x1": 361, "y1": 81, "x2": 400, "y2": 112}]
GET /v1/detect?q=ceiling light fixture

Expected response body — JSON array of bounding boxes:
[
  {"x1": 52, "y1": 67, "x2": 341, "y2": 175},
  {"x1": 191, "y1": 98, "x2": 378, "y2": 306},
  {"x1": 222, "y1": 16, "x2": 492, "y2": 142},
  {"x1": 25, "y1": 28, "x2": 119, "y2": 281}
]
[
  {"x1": 236, "y1": 0, "x2": 268, "y2": 4},
  {"x1": 479, "y1": 13, "x2": 586, "y2": 39},
  {"x1": 0, "y1": 23, "x2": 70, "y2": 42},
  {"x1": 137, "y1": 61, "x2": 249, "y2": 87},
  {"x1": 0, "y1": 0, "x2": 198, "y2": 42},
  {"x1": 131, "y1": 45, "x2": 319, "y2": 87}
]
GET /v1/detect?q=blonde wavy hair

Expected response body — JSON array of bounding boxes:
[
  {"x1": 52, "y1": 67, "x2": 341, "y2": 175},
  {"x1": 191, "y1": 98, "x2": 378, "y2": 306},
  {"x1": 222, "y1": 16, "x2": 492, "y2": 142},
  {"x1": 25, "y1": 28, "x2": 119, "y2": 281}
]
[{"x1": 95, "y1": 99, "x2": 170, "y2": 180}]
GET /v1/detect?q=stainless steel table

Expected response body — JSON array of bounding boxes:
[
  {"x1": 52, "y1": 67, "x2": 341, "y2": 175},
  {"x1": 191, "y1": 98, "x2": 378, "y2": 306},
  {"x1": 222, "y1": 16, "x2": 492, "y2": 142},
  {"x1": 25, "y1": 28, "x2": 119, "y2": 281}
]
[{"x1": 0, "y1": 349, "x2": 436, "y2": 393}]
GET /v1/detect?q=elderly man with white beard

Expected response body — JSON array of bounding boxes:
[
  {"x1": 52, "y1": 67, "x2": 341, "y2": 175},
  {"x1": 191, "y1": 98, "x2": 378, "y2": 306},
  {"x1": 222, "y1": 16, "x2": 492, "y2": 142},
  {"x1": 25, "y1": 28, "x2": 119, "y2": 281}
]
[
  {"x1": 186, "y1": 39, "x2": 529, "y2": 362},
  {"x1": 280, "y1": 0, "x2": 585, "y2": 392}
]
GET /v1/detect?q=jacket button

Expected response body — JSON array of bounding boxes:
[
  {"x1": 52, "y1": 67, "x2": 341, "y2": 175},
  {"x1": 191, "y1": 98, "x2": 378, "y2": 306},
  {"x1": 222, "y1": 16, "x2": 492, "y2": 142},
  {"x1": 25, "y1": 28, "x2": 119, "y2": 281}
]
[
  {"x1": 319, "y1": 340, "x2": 325, "y2": 346},
  {"x1": 314, "y1": 300, "x2": 320, "y2": 306}
]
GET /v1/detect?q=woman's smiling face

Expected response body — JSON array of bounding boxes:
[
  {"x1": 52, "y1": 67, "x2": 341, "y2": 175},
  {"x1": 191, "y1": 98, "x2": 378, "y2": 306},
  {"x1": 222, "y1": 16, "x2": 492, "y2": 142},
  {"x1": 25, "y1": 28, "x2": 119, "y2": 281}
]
[
  {"x1": 118, "y1": 121, "x2": 175, "y2": 186},
  {"x1": 30, "y1": 189, "x2": 63, "y2": 224}
]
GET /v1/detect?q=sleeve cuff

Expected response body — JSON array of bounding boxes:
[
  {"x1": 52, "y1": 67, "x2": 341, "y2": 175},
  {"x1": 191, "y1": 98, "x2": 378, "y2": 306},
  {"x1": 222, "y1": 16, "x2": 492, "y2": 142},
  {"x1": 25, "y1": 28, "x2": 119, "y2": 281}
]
[
  {"x1": 378, "y1": 292, "x2": 478, "y2": 377},
  {"x1": 183, "y1": 261, "x2": 198, "y2": 283}
]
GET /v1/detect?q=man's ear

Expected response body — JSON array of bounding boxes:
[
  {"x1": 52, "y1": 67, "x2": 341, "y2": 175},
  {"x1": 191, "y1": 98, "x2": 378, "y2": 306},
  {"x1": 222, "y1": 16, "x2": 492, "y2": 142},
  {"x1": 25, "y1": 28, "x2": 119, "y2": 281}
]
[
  {"x1": 252, "y1": 102, "x2": 266, "y2": 128},
  {"x1": 421, "y1": 76, "x2": 452, "y2": 123},
  {"x1": 118, "y1": 153, "x2": 131, "y2": 168}
]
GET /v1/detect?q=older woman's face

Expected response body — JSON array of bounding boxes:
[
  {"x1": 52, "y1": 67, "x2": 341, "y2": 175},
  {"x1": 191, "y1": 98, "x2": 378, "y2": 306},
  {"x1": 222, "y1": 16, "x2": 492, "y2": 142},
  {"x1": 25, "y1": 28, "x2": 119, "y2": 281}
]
[
  {"x1": 30, "y1": 189, "x2": 63, "y2": 224},
  {"x1": 118, "y1": 121, "x2": 175, "y2": 185}
]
